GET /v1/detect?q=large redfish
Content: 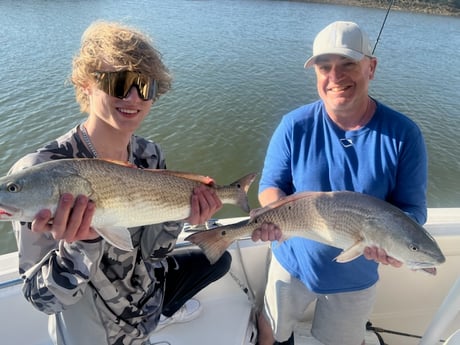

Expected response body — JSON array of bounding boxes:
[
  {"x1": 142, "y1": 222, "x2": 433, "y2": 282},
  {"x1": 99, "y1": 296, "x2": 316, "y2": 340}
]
[
  {"x1": 0, "y1": 158, "x2": 256, "y2": 250},
  {"x1": 185, "y1": 191, "x2": 445, "y2": 274}
]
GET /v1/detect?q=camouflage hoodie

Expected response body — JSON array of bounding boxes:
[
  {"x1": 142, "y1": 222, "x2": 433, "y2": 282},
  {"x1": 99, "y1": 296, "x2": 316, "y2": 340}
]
[{"x1": 11, "y1": 125, "x2": 182, "y2": 345}]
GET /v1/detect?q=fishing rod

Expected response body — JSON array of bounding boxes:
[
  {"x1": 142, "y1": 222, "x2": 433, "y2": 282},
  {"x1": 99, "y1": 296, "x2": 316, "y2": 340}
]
[
  {"x1": 367, "y1": 321, "x2": 446, "y2": 344},
  {"x1": 372, "y1": 0, "x2": 395, "y2": 54}
]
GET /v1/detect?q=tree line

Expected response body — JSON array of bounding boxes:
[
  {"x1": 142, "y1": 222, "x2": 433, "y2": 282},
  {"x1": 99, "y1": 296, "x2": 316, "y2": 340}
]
[{"x1": 298, "y1": 0, "x2": 460, "y2": 16}]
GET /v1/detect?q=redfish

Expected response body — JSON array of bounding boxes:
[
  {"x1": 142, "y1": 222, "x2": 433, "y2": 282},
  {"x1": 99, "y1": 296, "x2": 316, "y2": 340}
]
[
  {"x1": 186, "y1": 191, "x2": 445, "y2": 274},
  {"x1": 0, "y1": 158, "x2": 256, "y2": 250}
]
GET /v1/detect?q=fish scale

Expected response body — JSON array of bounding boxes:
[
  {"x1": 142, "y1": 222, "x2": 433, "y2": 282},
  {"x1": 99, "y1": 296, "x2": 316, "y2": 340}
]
[{"x1": 253, "y1": 192, "x2": 364, "y2": 245}]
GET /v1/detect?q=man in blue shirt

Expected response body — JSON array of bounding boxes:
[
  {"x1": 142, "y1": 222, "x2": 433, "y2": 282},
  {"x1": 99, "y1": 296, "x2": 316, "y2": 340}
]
[{"x1": 257, "y1": 21, "x2": 427, "y2": 345}]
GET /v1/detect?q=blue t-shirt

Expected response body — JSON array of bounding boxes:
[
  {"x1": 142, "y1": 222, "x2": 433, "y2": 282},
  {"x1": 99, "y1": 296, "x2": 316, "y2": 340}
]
[{"x1": 259, "y1": 99, "x2": 427, "y2": 294}]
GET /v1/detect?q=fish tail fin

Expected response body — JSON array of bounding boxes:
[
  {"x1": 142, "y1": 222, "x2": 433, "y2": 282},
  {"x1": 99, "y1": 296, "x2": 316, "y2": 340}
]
[
  {"x1": 229, "y1": 173, "x2": 257, "y2": 213},
  {"x1": 185, "y1": 228, "x2": 235, "y2": 264}
]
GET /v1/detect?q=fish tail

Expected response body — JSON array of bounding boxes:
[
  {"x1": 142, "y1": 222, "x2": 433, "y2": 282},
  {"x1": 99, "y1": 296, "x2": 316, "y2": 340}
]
[
  {"x1": 229, "y1": 172, "x2": 257, "y2": 213},
  {"x1": 185, "y1": 228, "x2": 235, "y2": 264}
]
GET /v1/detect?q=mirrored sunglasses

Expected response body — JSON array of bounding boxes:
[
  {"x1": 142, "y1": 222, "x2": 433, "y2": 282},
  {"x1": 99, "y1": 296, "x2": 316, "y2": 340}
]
[{"x1": 93, "y1": 71, "x2": 157, "y2": 101}]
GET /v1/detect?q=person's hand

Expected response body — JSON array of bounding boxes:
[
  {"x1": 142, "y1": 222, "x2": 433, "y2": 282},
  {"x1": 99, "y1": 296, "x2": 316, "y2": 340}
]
[
  {"x1": 251, "y1": 222, "x2": 282, "y2": 242},
  {"x1": 186, "y1": 185, "x2": 222, "y2": 225},
  {"x1": 363, "y1": 246, "x2": 403, "y2": 267},
  {"x1": 31, "y1": 193, "x2": 99, "y2": 242}
]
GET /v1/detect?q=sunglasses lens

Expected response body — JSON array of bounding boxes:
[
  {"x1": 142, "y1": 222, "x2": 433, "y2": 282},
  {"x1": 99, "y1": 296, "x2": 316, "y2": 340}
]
[
  {"x1": 135, "y1": 75, "x2": 157, "y2": 101},
  {"x1": 95, "y1": 71, "x2": 156, "y2": 101}
]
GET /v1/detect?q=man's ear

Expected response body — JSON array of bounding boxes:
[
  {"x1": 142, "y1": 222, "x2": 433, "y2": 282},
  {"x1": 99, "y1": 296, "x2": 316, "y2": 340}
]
[{"x1": 369, "y1": 58, "x2": 377, "y2": 80}]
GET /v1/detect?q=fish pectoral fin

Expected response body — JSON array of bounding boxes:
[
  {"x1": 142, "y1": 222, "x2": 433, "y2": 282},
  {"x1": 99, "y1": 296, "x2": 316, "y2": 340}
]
[
  {"x1": 94, "y1": 226, "x2": 134, "y2": 251},
  {"x1": 334, "y1": 241, "x2": 365, "y2": 263}
]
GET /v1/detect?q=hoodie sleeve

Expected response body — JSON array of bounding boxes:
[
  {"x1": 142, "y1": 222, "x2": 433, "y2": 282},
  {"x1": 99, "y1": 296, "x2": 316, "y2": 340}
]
[{"x1": 17, "y1": 226, "x2": 105, "y2": 314}]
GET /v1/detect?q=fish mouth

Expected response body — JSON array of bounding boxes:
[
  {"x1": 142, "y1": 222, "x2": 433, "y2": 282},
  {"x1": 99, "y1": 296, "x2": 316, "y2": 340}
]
[
  {"x1": 0, "y1": 204, "x2": 19, "y2": 219},
  {"x1": 420, "y1": 267, "x2": 437, "y2": 275},
  {"x1": 406, "y1": 261, "x2": 444, "y2": 276}
]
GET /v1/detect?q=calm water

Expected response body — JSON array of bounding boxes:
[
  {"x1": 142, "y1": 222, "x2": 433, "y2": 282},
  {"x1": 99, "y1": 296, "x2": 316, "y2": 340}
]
[{"x1": 0, "y1": 0, "x2": 459, "y2": 254}]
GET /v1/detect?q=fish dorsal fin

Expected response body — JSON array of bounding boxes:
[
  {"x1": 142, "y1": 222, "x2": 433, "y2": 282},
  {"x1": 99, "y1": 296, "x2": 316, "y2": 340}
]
[
  {"x1": 334, "y1": 240, "x2": 366, "y2": 263},
  {"x1": 249, "y1": 192, "x2": 317, "y2": 218},
  {"x1": 249, "y1": 207, "x2": 266, "y2": 218},
  {"x1": 98, "y1": 158, "x2": 138, "y2": 169},
  {"x1": 265, "y1": 192, "x2": 317, "y2": 210},
  {"x1": 142, "y1": 169, "x2": 215, "y2": 186},
  {"x1": 97, "y1": 159, "x2": 214, "y2": 185}
]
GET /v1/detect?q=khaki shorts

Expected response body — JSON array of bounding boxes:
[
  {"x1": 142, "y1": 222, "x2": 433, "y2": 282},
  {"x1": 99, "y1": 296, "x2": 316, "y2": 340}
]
[{"x1": 262, "y1": 254, "x2": 377, "y2": 345}]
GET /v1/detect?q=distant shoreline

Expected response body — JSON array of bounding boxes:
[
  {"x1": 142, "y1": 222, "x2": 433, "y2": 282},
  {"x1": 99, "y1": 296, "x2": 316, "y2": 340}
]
[{"x1": 295, "y1": 0, "x2": 460, "y2": 17}]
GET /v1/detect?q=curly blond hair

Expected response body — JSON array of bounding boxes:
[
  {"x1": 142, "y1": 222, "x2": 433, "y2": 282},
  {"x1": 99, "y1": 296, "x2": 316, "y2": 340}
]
[{"x1": 71, "y1": 20, "x2": 172, "y2": 113}]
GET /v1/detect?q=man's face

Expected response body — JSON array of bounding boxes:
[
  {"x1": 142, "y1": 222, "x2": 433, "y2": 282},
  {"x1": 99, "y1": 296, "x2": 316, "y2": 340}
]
[{"x1": 314, "y1": 54, "x2": 377, "y2": 115}]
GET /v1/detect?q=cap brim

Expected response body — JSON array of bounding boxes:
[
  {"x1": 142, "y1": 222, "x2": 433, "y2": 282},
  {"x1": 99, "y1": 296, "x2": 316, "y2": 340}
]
[{"x1": 304, "y1": 49, "x2": 365, "y2": 68}]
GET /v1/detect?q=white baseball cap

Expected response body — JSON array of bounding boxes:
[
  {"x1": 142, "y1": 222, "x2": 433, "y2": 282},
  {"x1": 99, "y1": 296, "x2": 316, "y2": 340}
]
[{"x1": 304, "y1": 21, "x2": 374, "y2": 68}]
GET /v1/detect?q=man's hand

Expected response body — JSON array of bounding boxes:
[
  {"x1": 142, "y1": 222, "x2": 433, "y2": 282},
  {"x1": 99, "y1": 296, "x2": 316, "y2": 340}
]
[
  {"x1": 186, "y1": 185, "x2": 222, "y2": 225},
  {"x1": 251, "y1": 222, "x2": 283, "y2": 242},
  {"x1": 31, "y1": 193, "x2": 99, "y2": 242},
  {"x1": 363, "y1": 246, "x2": 403, "y2": 267}
]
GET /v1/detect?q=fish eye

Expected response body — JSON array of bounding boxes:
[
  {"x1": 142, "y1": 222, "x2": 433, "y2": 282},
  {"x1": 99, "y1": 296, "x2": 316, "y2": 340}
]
[
  {"x1": 409, "y1": 244, "x2": 419, "y2": 252},
  {"x1": 6, "y1": 182, "x2": 21, "y2": 193}
]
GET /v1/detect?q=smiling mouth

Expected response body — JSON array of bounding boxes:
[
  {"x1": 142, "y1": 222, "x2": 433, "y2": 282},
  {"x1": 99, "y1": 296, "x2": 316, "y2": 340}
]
[
  {"x1": 329, "y1": 85, "x2": 351, "y2": 92},
  {"x1": 118, "y1": 108, "x2": 139, "y2": 115}
]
